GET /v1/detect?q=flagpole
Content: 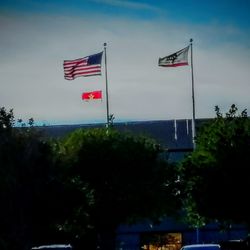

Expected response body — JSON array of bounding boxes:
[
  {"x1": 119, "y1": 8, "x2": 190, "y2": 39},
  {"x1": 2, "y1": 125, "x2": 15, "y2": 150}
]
[
  {"x1": 103, "y1": 42, "x2": 110, "y2": 128},
  {"x1": 190, "y1": 38, "x2": 196, "y2": 149}
]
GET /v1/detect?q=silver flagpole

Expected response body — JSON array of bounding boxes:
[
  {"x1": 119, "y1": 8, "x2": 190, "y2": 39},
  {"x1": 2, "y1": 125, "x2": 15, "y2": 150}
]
[
  {"x1": 103, "y1": 42, "x2": 110, "y2": 128},
  {"x1": 190, "y1": 38, "x2": 196, "y2": 149}
]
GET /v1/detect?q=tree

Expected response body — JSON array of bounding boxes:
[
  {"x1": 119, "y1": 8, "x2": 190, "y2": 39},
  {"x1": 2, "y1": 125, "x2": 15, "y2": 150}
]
[
  {"x1": 58, "y1": 127, "x2": 181, "y2": 250},
  {"x1": 0, "y1": 107, "x2": 75, "y2": 250},
  {"x1": 179, "y1": 104, "x2": 250, "y2": 228}
]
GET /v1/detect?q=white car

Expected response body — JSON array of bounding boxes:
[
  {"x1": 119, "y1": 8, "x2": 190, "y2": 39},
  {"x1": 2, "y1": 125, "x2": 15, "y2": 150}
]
[
  {"x1": 31, "y1": 244, "x2": 72, "y2": 250},
  {"x1": 180, "y1": 244, "x2": 221, "y2": 250}
]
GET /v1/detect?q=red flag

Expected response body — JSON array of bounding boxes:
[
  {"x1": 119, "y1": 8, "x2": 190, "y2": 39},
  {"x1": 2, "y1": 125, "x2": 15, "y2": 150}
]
[{"x1": 82, "y1": 90, "x2": 102, "y2": 100}]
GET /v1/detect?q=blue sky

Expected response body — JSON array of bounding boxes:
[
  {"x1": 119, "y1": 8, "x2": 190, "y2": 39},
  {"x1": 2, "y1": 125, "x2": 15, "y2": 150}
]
[{"x1": 1, "y1": 0, "x2": 250, "y2": 125}]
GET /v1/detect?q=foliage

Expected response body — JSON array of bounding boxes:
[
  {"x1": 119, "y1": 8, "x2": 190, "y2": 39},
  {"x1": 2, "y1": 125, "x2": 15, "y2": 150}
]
[
  {"x1": 58, "y1": 127, "x2": 181, "y2": 249},
  {"x1": 0, "y1": 107, "x2": 181, "y2": 250},
  {"x1": 179, "y1": 104, "x2": 250, "y2": 228},
  {"x1": 0, "y1": 107, "x2": 74, "y2": 250}
]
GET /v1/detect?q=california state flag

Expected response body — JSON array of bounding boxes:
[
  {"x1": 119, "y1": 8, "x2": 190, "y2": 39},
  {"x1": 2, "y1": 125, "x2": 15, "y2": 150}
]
[
  {"x1": 82, "y1": 90, "x2": 102, "y2": 100},
  {"x1": 158, "y1": 46, "x2": 189, "y2": 67}
]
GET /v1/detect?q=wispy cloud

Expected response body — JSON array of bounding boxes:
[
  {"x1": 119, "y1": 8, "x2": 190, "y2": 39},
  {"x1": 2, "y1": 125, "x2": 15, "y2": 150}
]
[
  {"x1": 1, "y1": 2, "x2": 250, "y2": 125},
  {"x1": 91, "y1": 0, "x2": 159, "y2": 11}
]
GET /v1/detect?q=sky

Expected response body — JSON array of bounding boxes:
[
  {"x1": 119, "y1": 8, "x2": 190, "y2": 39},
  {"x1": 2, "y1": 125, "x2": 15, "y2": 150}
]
[{"x1": 1, "y1": 0, "x2": 250, "y2": 126}]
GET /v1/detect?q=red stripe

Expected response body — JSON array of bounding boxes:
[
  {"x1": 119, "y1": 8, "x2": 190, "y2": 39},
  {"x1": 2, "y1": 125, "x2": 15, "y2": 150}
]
[
  {"x1": 64, "y1": 64, "x2": 101, "y2": 79},
  {"x1": 64, "y1": 65, "x2": 101, "y2": 72},
  {"x1": 64, "y1": 58, "x2": 87, "y2": 65},
  {"x1": 64, "y1": 73, "x2": 101, "y2": 80},
  {"x1": 65, "y1": 71, "x2": 101, "y2": 80},
  {"x1": 161, "y1": 62, "x2": 188, "y2": 67},
  {"x1": 65, "y1": 69, "x2": 101, "y2": 77}
]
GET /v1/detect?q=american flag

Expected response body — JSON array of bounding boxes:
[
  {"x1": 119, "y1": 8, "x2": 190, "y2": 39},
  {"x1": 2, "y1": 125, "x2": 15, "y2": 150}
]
[{"x1": 63, "y1": 52, "x2": 103, "y2": 80}]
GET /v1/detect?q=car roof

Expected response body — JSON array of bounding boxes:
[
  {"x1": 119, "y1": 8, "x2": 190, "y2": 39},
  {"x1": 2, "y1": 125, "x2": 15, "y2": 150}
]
[
  {"x1": 181, "y1": 244, "x2": 220, "y2": 249},
  {"x1": 31, "y1": 245, "x2": 72, "y2": 249}
]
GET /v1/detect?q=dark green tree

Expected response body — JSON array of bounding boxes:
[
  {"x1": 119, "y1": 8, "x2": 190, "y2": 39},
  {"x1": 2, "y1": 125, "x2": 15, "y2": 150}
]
[
  {"x1": 58, "y1": 127, "x2": 181, "y2": 250},
  {"x1": 0, "y1": 107, "x2": 79, "y2": 250},
  {"x1": 179, "y1": 104, "x2": 250, "y2": 229}
]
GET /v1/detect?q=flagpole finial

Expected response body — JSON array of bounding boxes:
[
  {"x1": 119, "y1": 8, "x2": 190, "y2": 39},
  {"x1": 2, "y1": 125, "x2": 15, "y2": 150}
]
[{"x1": 190, "y1": 38, "x2": 193, "y2": 43}]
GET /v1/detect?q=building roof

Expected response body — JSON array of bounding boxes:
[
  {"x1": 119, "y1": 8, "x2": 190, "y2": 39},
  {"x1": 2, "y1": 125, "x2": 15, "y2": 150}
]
[{"x1": 40, "y1": 118, "x2": 211, "y2": 162}]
